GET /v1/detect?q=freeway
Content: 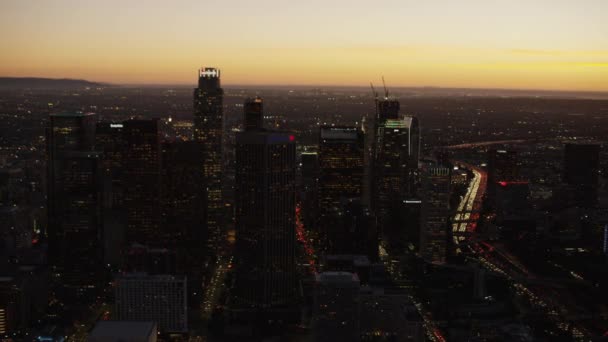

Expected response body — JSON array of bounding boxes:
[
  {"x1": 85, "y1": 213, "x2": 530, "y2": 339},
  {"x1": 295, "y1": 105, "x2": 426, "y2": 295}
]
[
  {"x1": 453, "y1": 160, "x2": 594, "y2": 339},
  {"x1": 452, "y1": 161, "x2": 487, "y2": 254},
  {"x1": 443, "y1": 139, "x2": 529, "y2": 150}
]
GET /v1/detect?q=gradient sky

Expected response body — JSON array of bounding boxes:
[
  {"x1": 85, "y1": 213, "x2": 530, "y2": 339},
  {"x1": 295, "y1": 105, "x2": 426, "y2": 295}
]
[{"x1": 1, "y1": 0, "x2": 607, "y2": 91}]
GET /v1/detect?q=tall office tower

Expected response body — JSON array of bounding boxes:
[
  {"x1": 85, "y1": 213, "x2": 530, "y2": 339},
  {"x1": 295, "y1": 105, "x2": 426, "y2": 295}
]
[
  {"x1": 193, "y1": 67, "x2": 224, "y2": 253},
  {"x1": 233, "y1": 130, "x2": 297, "y2": 313},
  {"x1": 122, "y1": 119, "x2": 162, "y2": 246},
  {"x1": 372, "y1": 116, "x2": 420, "y2": 226},
  {"x1": 161, "y1": 140, "x2": 205, "y2": 244},
  {"x1": 318, "y1": 126, "x2": 364, "y2": 244},
  {"x1": 301, "y1": 152, "x2": 319, "y2": 233},
  {"x1": 244, "y1": 97, "x2": 264, "y2": 131},
  {"x1": 114, "y1": 273, "x2": 187, "y2": 333},
  {"x1": 364, "y1": 93, "x2": 403, "y2": 204},
  {"x1": 47, "y1": 112, "x2": 103, "y2": 289},
  {"x1": 325, "y1": 199, "x2": 378, "y2": 261},
  {"x1": 487, "y1": 149, "x2": 519, "y2": 202},
  {"x1": 563, "y1": 143, "x2": 600, "y2": 207},
  {"x1": 95, "y1": 122, "x2": 124, "y2": 207},
  {"x1": 161, "y1": 140, "x2": 206, "y2": 306},
  {"x1": 95, "y1": 122, "x2": 125, "y2": 265},
  {"x1": 419, "y1": 167, "x2": 451, "y2": 264}
]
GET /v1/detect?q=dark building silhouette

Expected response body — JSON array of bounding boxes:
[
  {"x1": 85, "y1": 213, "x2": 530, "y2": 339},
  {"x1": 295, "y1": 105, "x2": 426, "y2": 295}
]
[
  {"x1": 420, "y1": 167, "x2": 451, "y2": 264},
  {"x1": 161, "y1": 140, "x2": 207, "y2": 307},
  {"x1": 161, "y1": 140, "x2": 206, "y2": 245},
  {"x1": 233, "y1": 129, "x2": 297, "y2": 314},
  {"x1": 487, "y1": 149, "x2": 519, "y2": 203},
  {"x1": 325, "y1": 199, "x2": 378, "y2": 261},
  {"x1": 46, "y1": 112, "x2": 103, "y2": 289},
  {"x1": 193, "y1": 67, "x2": 224, "y2": 254},
  {"x1": 563, "y1": 143, "x2": 600, "y2": 207},
  {"x1": 301, "y1": 152, "x2": 319, "y2": 234},
  {"x1": 318, "y1": 126, "x2": 364, "y2": 247},
  {"x1": 122, "y1": 119, "x2": 162, "y2": 246},
  {"x1": 494, "y1": 181, "x2": 534, "y2": 239},
  {"x1": 95, "y1": 122, "x2": 125, "y2": 207},
  {"x1": 244, "y1": 97, "x2": 264, "y2": 131},
  {"x1": 95, "y1": 122, "x2": 126, "y2": 265},
  {"x1": 376, "y1": 97, "x2": 400, "y2": 121},
  {"x1": 125, "y1": 243, "x2": 178, "y2": 275},
  {"x1": 312, "y1": 272, "x2": 360, "y2": 342},
  {"x1": 384, "y1": 198, "x2": 422, "y2": 256},
  {"x1": 372, "y1": 116, "x2": 420, "y2": 230}
]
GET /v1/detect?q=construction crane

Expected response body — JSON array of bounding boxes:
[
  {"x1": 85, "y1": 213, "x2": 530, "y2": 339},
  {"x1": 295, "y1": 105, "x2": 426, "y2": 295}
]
[
  {"x1": 370, "y1": 82, "x2": 378, "y2": 99},
  {"x1": 382, "y1": 76, "x2": 389, "y2": 98}
]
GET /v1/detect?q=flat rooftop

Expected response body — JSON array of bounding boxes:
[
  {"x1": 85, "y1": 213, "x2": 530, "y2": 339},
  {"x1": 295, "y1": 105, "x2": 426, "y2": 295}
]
[{"x1": 89, "y1": 321, "x2": 156, "y2": 339}]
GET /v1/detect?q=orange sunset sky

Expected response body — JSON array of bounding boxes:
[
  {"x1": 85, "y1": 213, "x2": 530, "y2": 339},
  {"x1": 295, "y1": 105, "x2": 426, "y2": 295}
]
[{"x1": 1, "y1": 0, "x2": 607, "y2": 91}]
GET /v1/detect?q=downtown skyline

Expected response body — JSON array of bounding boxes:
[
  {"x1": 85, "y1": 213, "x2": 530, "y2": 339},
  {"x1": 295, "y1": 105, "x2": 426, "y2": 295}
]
[{"x1": 1, "y1": 0, "x2": 608, "y2": 91}]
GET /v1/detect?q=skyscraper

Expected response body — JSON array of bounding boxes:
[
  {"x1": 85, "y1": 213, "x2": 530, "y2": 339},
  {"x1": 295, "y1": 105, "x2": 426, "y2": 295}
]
[
  {"x1": 161, "y1": 140, "x2": 206, "y2": 245},
  {"x1": 47, "y1": 112, "x2": 103, "y2": 289},
  {"x1": 193, "y1": 67, "x2": 224, "y2": 253},
  {"x1": 95, "y1": 122, "x2": 124, "y2": 209},
  {"x1": 563, "y1": 143, "x2": 600, "y2": 207},
  {"x1": 161, "y1": 140, "x2": 206, "y2": 306},
  {"x1": 122, "y1": 119, "x2": 162, "y2": 246},
  {"x1": 301, "y1": 152, "x2": 320, "y2": 234},
  {"x1": 233, "y1": 129, "x2": 297, "y2": 312},
  {"x1": 95, "y1": 122, "x2": 125, "y2": 265},
  {"x1": 318, "y1": 126, "x2": 365, "y2": 244},
  {"x1": 372, "y1": 116, "x2": 420, "y2": 224},
  {"x1": 420, "y1": 167, "x2": 451, "y2": 264},
  {"x1": 244, "y1": 96, "x2": 264, "y2": 131},
  {"x1": 487, "y1": 149, "x2": 519, "y2": 203}
]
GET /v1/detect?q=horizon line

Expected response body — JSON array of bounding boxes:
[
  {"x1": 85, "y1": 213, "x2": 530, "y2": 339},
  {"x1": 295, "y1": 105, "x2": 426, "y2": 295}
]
[{"x1": 2, "y1": 76, "x2": 608, "y2": 95}]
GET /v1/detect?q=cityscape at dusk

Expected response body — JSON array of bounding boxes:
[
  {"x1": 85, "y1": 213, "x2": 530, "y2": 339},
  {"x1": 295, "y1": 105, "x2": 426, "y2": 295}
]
[{"x1": 1, "y1": 1, "x2": 608, "y2": 342}]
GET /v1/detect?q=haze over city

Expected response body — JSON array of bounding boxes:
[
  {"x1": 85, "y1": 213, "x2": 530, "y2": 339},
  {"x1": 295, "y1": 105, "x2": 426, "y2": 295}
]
[{"x1": 1, "y1": 0, "x2": 607, "y2": 91}]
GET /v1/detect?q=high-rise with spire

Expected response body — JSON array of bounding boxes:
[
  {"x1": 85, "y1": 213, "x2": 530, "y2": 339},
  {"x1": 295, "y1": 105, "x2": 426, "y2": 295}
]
[{"x1": 193, "y1": 67, "x2": 224, "y2": 254}]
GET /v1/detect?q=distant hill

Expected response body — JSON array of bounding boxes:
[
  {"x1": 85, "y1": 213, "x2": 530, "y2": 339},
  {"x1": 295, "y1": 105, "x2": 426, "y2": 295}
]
[{"x1": 0, "y1": 77, "x2": 105, "y2": 89}]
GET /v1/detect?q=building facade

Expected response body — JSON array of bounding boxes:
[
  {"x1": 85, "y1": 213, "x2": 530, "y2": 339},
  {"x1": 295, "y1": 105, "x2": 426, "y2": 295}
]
[
  {"x1": 122, "y1": 119, "x2": 162, "y2": 246},
  {"x1": 233, "y1": 130, "x2": 297, "y2": 309},
  {"x1": 420, "y1": 167, "x2": 451, "y2": 264},
  {"x1": 193, "y1": 67, "x2": 224, "y2": 253}
]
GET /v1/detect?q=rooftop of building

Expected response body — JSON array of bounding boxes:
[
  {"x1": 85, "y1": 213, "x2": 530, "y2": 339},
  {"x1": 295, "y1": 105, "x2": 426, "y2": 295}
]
[
  {"x1": 316, "y1": 271, "x2": 360, "y2": 285},
  {"x1": 49, "y1": 111, "x2": 95, "y2": 117},
  {"x1": 89, "y1": 321, "x2": 157, "y2": 340},
  {"x1": 383, "y1": 115, "x2": 417, "y2": 129}
]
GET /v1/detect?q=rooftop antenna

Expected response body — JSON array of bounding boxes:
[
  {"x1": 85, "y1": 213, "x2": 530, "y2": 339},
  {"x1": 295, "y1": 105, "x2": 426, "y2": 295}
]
[
  {"x1": 370, "y1": 82, "x2": 378, "y2": 99},
  {"x1": 382, "y1": 76, "x2": 389, "y2": 98}
]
